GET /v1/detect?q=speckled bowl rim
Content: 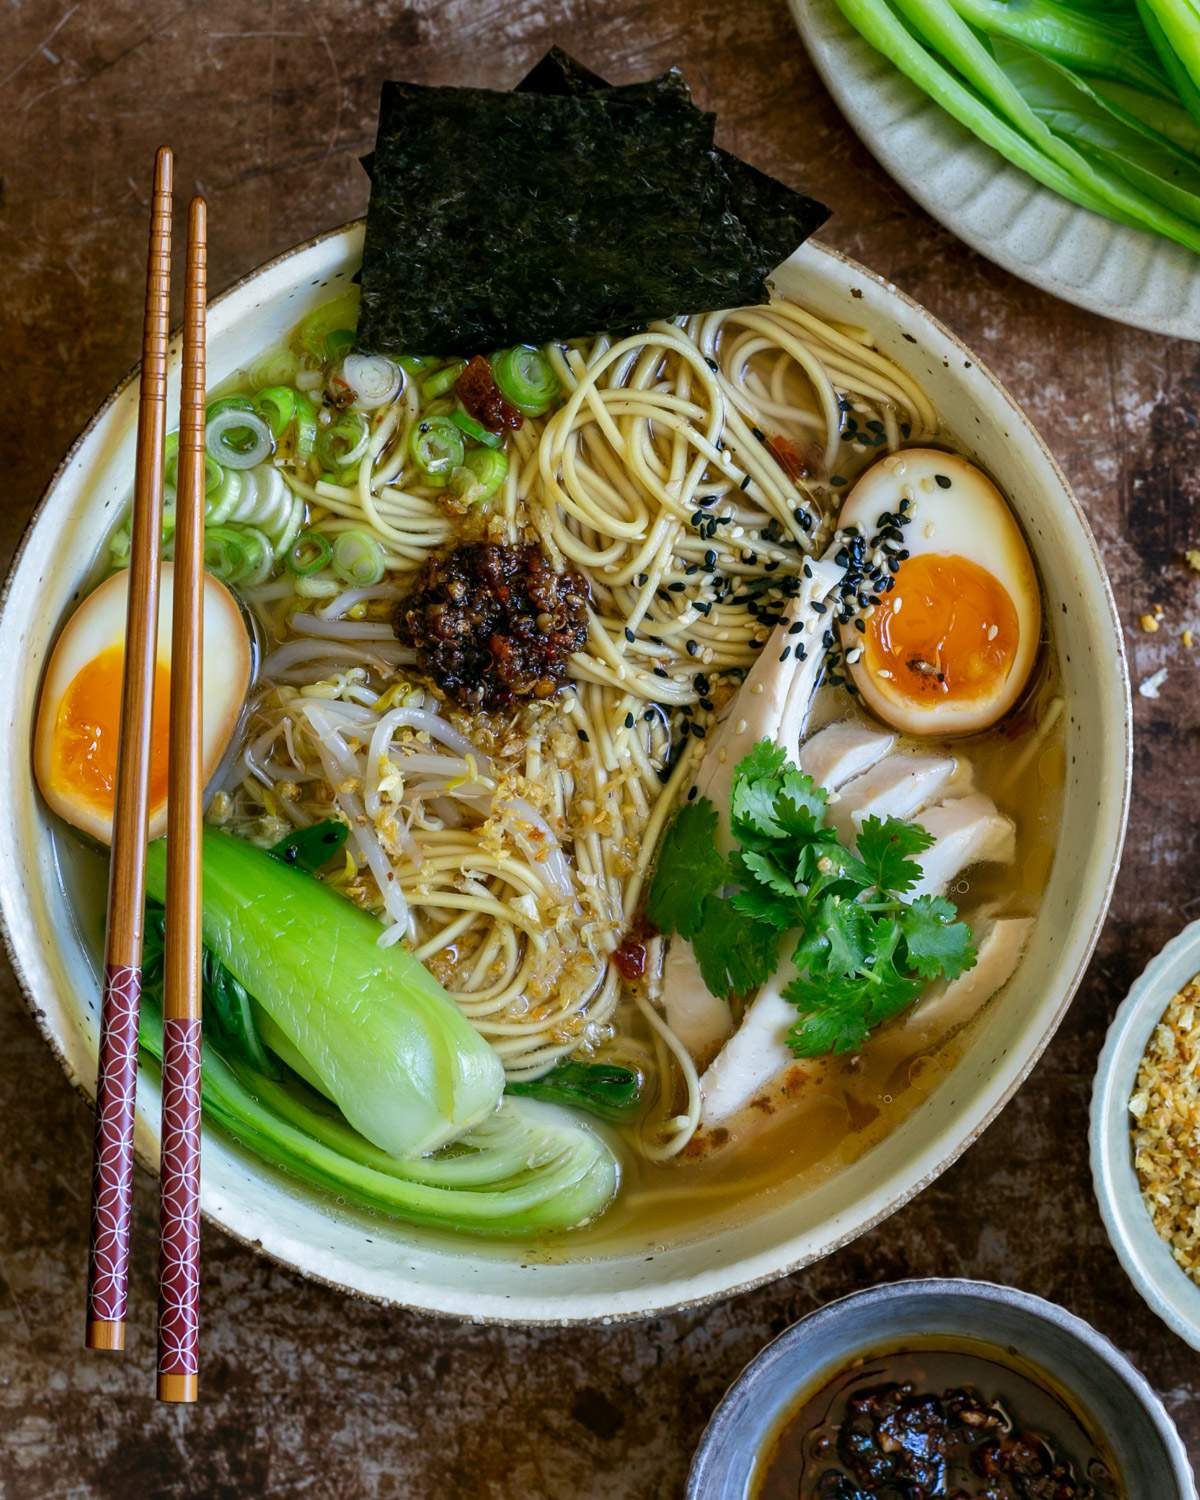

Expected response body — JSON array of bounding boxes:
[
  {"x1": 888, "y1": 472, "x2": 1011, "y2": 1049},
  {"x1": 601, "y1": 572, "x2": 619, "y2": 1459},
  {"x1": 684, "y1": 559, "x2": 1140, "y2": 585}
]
[
  {"x1": 1091, "y1": 920, "x2": 1200, "y2": 1350},
  {"x1": 686, "y1": 1278, "x2": 1195, "y2": 1498},
  {"x1": 0, "y1": 221, "x2": 1132, "y2": 1324}
]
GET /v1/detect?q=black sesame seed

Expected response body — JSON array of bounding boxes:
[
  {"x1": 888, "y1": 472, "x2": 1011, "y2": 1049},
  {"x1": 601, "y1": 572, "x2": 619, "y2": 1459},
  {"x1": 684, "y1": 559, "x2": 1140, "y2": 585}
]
[
  {"x1": 624, "y1": 713, "x2": 634, "y2": 728},
  {"x1": 653, "y1": 666, "x2": 668, "y2": 678},
  {"x1": 577, "y1": 729, "x2": 589, "y2": 742},
  {"x1": 668, "y1": 581, "x2": 685, "y2": 593},
  {"x1": 687, "y1": 785, "x2": 698, "y2": 801},
  {"x1": 788, "y1": 621, "x2": 804, "y2": 635},
  {"x1": 812, "y1": 601, "x2": 828, "y2": 615},
  {"x1": 803, "y1": 562, "x2": 813, "y2": 579},
  {"x1": 704, "y1": 357, "x2": 718, "y2": 372},
  {"x1": 624, "y1": 627, "x2": 635, "y2": 643},
  {"x1": 690, "y1": 511, "x2": 704, "y2": 527},
  {"x1": 686, "y1": 641, "x2": 699, "y2": 656},
  {"x1": 697, "y1": 495, "x2": 715, "y2": 508},
  {"x1": 704, "y1": 549, "x2": 717, "y2": 568},
  {"x1": 854, "y1": 618, "x2": 866, "y2": 634},
  {"x1": 830, "y1": 474, "x2": 847, "y2": 487},
  {"x1": 739, "y1": 474, "x2": 752, "y2": 491},
  {"x1": 690, "y1": 722, "x2": 706, "y2": 739},
  {"x1": 935, "y1": 473, "x2": 951, "y2": 489},
  {"x1": 822, "y1": 629, "x2": 834, "y2": 647},
  {"x1": 751, "y1": 425, "x2": 766, "y2": 442},
  {"x1": 699, "y1": 697, "x2": 714, "y2": 712},
  {"x1": 796, "y1": 645, "x2": 807, "y2": 661}
]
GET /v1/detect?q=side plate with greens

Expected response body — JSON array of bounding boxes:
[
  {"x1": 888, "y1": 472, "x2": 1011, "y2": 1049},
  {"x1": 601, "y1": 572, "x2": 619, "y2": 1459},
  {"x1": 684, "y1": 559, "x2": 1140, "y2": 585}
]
[{"x1": 792, "y1": 0, "x2": 1200, "y2": 339}]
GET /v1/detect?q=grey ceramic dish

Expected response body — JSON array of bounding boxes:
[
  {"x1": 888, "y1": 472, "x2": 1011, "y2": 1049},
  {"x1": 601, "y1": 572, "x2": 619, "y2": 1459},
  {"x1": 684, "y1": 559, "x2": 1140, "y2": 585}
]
[
  {"x1": 687, "y1": 1279, "x2": 1195, "y2": 1499},
  {"x1": 1092, "y1": 919, "x2": 1200, "y2": 1350}
]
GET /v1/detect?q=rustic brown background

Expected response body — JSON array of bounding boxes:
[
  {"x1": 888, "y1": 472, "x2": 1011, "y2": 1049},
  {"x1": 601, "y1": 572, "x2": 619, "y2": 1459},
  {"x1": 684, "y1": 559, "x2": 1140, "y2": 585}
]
[{"x1": 1, "y1": 1, "x2": 1197, "y2": 1495}]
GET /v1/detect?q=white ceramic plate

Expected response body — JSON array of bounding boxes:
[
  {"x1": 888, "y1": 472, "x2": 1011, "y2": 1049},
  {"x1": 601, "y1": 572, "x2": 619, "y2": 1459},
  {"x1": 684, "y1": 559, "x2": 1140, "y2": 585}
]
[
  {"x1": 1091, "y1": 921, "x2": 1200, "y2": 1350},
  {"x1": 792, "y1": 0, "x2": 1200, "y2": 341},
  {"x1": 0, "y1": 224, "x2": 1131, "y2": 1323}
]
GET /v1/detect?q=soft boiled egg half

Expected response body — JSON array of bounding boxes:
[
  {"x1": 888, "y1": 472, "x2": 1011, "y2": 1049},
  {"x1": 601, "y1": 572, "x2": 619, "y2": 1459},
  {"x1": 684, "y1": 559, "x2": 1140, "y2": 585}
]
[
  {"x1": 836, "y1": 449, "x2": 1041, "y2": 738},
  {"x1": 34, "y1": 563, "x2": 251, "y2": 844}
]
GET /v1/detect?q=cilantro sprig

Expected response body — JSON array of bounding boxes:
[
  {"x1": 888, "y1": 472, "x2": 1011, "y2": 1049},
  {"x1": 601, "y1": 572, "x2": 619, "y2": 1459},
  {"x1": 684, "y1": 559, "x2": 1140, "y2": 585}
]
[{"x1": 646, "y1": 740, "x2": 976, "y2": 1057}]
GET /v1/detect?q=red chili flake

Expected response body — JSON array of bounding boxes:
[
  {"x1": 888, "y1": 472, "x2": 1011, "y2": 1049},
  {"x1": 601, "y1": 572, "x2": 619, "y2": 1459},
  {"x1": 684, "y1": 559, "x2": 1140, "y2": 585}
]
[
  {"x1": 456, "y1": 355, "x2": 523, "y2": 434},
  {"x1": 613, "y1": 916, "x2": 656, "y2": 981}
]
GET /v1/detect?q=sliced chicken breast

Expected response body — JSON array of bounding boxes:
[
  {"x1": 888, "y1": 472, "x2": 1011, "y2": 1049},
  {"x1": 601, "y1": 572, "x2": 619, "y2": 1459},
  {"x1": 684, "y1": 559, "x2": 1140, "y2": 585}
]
[
  {"x1": 661, "y1": 556, "x2": 845, "y2": 1063},
  {"x1": 797, "y1": 721, "x2": 895, "y2": 791},
  {"x1": 908, "y1": 794, "x2": 1015, "y2": 899},
  {"x1": 827, "y1": 753, "x2": 957, "y2": 844},
  {"x1": 697, "y1": 789, "x2": 1017, "y2": 1130}
]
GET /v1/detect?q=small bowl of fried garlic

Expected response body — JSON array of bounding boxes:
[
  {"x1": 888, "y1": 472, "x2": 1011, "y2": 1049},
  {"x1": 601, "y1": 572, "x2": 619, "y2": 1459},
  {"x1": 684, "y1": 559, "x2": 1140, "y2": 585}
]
[{"x1": 1092, "y1": 918, "x2": 1200, "y2": 1350}]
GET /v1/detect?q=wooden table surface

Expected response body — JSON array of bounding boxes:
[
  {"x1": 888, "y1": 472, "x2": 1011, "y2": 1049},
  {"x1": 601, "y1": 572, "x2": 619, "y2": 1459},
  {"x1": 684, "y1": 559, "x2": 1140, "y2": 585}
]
[{"x1": 2, "y1": 1, "x2": 1197, "y2": 1495}]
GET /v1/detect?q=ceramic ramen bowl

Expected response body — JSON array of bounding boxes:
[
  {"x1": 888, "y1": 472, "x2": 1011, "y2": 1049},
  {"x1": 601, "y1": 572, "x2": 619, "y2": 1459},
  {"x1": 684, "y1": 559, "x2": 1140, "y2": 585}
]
[{"x1": 0, "y1": 223, "x2": 1131, "y2": 1322}]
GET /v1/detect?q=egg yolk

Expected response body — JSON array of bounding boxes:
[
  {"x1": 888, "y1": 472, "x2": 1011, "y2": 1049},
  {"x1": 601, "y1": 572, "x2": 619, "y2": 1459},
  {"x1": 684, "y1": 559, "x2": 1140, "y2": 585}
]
[
  {"x1": 864, "y1": 553, "x2": 1019, "y2": 703},
  {"x1": 51, "y1": 645, "x2": 171, "y2": 814}
]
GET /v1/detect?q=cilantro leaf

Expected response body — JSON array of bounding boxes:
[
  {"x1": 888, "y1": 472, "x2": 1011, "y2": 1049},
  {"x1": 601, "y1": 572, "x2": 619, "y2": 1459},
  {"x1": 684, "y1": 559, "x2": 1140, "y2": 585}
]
[
  {"x1": 734, "y1": 847, "x2": 803, "y2": 903},
  {"x1": 646, "y1": 799, "x2": 726, "y2": 938},
  {"x1": 774, "y1": 769, "x2": 828, "y2": 836},
  {"x1": 856, "y1": 815, "x2": 935, "y2": 895},
  {"x1": 691, "y1": 896, "x2": 780, "y2": 999},
  {"x1": 900, "y1": 895, "x2": 977, "y2": 981},
  {"x1": 648, "y1": 738, "x2": 979, "y2": 1063},
  {"x1": 730, "y1": 883, "x2": 798, "y2": 930}
]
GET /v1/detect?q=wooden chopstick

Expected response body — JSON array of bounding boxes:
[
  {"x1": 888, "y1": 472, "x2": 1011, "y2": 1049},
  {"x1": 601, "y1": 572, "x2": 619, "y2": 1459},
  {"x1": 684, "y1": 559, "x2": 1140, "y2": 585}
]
[
  {"x1": 156, "y1": 195, "x2": 207, "y2": 1405},
  {"x1": 85, "y1": 144, "x2": 173, "y2": 1355}
]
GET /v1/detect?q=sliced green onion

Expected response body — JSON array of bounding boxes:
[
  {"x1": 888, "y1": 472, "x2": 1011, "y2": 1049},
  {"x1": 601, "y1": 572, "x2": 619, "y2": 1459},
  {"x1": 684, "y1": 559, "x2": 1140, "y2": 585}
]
[
  {"x1": 207, "y1": 406, "x2": 274, "y2": 470},
  {"x1": 254, "y1": 386, "x2": 297, "y2": 437},
  {"x1": 409, "y1": 416, "x2": 465, "y2": 480},
  {"x1": 298, "y1": 288, "x2": 361, "y2": 360},
  {"x1": 450, "y1": 446, "x2": 509, "y2": 505},
  {"x1": 397, "y1": 354, "x2": 430, "y2": 376},
  {"x1": 206, "y1": 468, "x2": 243, "y2": 524},
  {"x1": 341, "y1": 353, "x2": 402, "y2": 410},
  {"x1": 449, "y1": 408, "x2": 504, "y2": 449},
  {"x1": 316, "y1": 410, "x2": 371, "y2": 471},
  {"x1": 332, "y1": 529, "x2": 386, "y2": 587},
  {"x1": 247, "y1": 346, "x2": 301, "y2": 391},
  {"x1": 420, "y1": 360, "x2": 467, "y2": 401},
  {"x1": 490, "y1": 345, "x2": 559, "y2": 416},
  {"x1": 323, "y1": 328, "x2": 356, "y2": 362},
  {"x1": 293, "y1": 392, "x2": 318, "y2": 461},
  {"x1": 286, "y1": 530, "x2": 333, "y2": 577},
  {"x1": 204, "y1": 524, "x2": 264, "y2": 585},
  {"x1": 167, "y1": 431, "x2": 224, "y2": 494}
]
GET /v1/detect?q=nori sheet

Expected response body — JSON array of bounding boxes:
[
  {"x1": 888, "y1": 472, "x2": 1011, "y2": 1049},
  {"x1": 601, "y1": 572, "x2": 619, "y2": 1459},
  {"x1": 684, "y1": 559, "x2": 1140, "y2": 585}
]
[
  {"x1": 356, "y1": 55, "x2": 829, "y2": 356},
  {"x1": 517, "y1": 49, "x2": 827, "y2": 277}
]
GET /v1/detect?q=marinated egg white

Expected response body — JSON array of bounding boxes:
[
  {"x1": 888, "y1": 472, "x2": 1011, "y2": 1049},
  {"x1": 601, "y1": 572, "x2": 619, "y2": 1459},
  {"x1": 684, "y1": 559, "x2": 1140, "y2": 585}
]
[
  {"x1": 34, "y1": 564, "x2": 251, "y2": 844},
  {"x1": 836, "y1": 450, "x2": 1041, "y2": 737}
]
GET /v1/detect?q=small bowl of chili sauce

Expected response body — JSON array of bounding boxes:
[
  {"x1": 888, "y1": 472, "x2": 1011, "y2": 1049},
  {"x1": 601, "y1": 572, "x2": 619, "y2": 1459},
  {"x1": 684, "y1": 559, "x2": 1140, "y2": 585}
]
[{"x1": 687, "y1": 1280, "x2": 1194, "y2": 1500}]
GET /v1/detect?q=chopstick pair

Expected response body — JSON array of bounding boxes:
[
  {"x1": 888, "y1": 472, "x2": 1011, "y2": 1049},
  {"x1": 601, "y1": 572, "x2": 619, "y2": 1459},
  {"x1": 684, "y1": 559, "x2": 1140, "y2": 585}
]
[{"x1": 84, "y1": 144, "x2": 208, "y2": 1404}]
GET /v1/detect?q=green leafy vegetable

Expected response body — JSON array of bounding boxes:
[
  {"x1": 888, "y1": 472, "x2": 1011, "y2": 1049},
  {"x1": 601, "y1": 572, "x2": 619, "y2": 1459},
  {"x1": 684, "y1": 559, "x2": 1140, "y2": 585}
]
[
  {"x1": 644, "y1": 799, "x2": 726, "y2": 938},
  {"x1": 268, "y1": 819, "x2": 349, "y2": 874},
  {"x1": 144, "y1": 829, "x2": 505, "y2": 1158},
  {"x1": 508, "y1": 1061, "x2": 644, "y2": 1123},
  {"x1": 647, "y1": 741, "x2": 976, "y2": 1058},
  {"x1": 833, "y1": 0, "x2": 1200, "y2": 256},
  {"x1": 138, "y1": 994, "x2": 618, "y2": 1235}
]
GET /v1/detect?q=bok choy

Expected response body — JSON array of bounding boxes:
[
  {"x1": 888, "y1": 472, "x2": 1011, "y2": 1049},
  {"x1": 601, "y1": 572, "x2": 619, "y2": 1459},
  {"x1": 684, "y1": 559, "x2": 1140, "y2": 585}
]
[
  {"x1": 137, "y1": 997, "x2": 619, "y2": 1235},
  {"x1": 832, "y1": 0, "x2": 1200, "y2": 255},
  {"x1": 144, "y1": 829, "x2": 504, "y2": 1158}
]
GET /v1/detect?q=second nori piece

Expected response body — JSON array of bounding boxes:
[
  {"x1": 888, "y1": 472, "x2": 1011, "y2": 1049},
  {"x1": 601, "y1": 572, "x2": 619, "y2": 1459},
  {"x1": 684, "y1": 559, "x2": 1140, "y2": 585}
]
[
  {"x1": 357, "y1": 61, "x2": 829, "y2": 356},
  {"x1": 517, "y1": 48, "x2": 828, "y2": 279}
]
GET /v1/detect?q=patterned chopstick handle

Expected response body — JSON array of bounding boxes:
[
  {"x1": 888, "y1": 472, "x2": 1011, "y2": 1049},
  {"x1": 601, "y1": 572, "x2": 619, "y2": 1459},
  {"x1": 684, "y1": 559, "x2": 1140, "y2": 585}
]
[
  {"x1": 86, "y1": 964, "x2": 142, "y2": 1335},
  {"x1": 156, "y1": 1016, "x2": 202, "y2": 1392}
]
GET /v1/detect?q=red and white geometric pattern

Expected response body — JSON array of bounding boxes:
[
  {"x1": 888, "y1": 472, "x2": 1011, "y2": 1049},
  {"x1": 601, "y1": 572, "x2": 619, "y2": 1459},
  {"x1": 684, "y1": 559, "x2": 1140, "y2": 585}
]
[
  {"x1": 87, "y1": 963, "x2": 142, "y2": 1325},
  {"x1": 157, "y1": 1017, "x2": 202, "y2": 1376}
]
